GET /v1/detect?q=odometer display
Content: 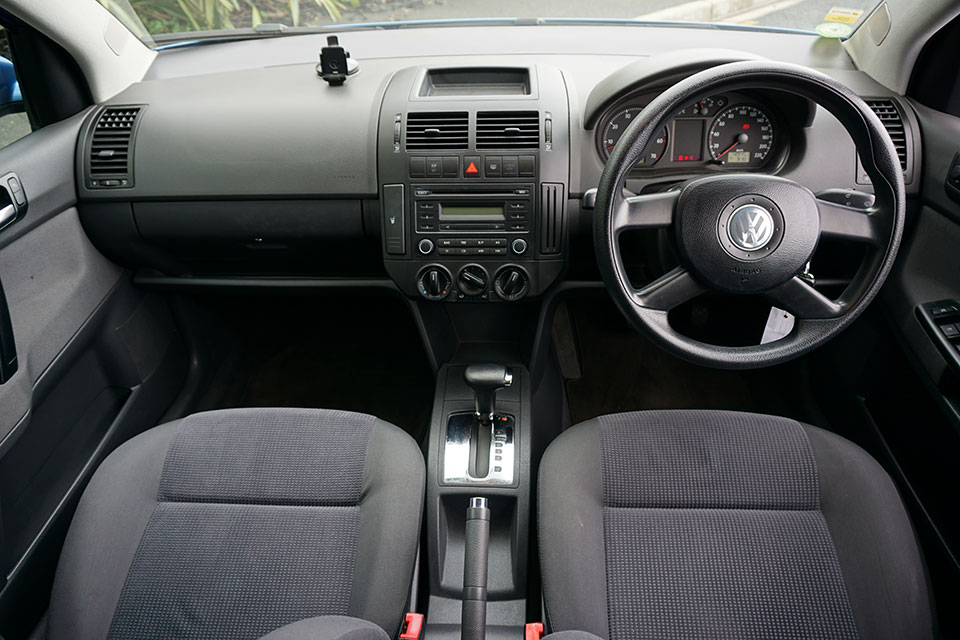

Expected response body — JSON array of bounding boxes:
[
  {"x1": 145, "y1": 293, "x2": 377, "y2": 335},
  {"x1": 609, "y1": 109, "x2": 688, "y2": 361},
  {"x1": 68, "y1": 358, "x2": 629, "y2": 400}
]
[
  {"x1": 708, "y1": 105, "x2": 775, "y2": 165},
  {"x1": 601, "y1": 107, "x2": 668, "y2": 166}
]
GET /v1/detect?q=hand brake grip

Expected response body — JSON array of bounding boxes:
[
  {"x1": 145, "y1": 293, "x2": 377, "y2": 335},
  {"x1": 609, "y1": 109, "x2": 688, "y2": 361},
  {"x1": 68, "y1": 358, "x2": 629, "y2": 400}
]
[{"x1": 461, "y1": 497, "x2": 490, "y2": 640}]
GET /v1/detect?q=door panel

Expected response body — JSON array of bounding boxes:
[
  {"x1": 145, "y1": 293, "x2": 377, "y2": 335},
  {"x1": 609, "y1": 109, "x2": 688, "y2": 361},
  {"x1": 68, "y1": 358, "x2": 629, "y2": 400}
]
[
  {"x1": 0, "y1": 111, "x2": 187, "y2": 637},
  {"x1": 0, "y1": 206, "x2": 123, "y2": 442},
  {"x1": 888, "y1": 101, "x2": 960, "y2": 406}
]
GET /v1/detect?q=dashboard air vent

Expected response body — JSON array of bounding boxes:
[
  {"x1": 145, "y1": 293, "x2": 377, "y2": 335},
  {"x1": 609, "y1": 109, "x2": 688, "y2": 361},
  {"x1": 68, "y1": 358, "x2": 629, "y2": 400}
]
[
  {"x1": 89, "y1": 106, "x2": 143, "y2": 187},
  {"x1": 476, "y1": 111, "x2": 540, "y2": 149},
  {"x1": 865, "y1": 99, "x2": 908, "y2": 171},
  {"x1": 540, "y1": 183, "x2": 565, "y2": 255},
  {"x1": 405, "y1": 112, "x2": 469, "y2": 150}
]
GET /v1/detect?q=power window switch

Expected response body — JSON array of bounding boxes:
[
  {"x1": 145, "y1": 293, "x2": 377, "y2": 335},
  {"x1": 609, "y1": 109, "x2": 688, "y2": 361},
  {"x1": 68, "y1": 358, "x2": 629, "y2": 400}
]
[{"x1": 942, "y1": 323, "x2": 960, "y2": 338}]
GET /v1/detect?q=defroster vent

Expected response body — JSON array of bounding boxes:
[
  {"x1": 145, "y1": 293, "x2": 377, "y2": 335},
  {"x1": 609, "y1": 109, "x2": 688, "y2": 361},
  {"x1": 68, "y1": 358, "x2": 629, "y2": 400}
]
[
  {"x1": 88, "y1": 106, "x2": 143, "y2": 188},
  {"x1": 405, "y1": 112, "x2": 469, "y2": 150}
]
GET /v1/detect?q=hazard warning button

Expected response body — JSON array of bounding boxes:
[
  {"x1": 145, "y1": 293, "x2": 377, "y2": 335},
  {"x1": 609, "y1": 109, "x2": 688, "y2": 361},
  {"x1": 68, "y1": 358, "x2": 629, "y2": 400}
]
[{"x1": 463, "y1": 156, "x2": 481, "y2": 178}]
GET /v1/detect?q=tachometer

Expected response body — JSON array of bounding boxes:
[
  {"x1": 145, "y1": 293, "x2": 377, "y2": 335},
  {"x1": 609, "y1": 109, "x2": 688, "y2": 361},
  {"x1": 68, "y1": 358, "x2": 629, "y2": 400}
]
[
  {"x1": 601, "y1": 107, "x2": 668, "y2": 166},
  {"x1": 708, "y1": 104, "x2": 775, "y2": 165}
]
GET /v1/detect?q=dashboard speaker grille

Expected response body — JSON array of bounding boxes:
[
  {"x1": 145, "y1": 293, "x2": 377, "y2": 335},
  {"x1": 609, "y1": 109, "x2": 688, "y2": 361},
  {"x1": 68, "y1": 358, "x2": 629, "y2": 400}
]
[
  {"x1": 476, "y1": 111, "x2": 540, "y2": 149},
  {"x1": 405, "y1": 112, "x2": 469, "y2": 150},
  {"x1": 865, "y1": 99, "x2": 908, "y2": 171},
  {"x1": 89, "y1": 106, "x2": 143, "y2": 185}
]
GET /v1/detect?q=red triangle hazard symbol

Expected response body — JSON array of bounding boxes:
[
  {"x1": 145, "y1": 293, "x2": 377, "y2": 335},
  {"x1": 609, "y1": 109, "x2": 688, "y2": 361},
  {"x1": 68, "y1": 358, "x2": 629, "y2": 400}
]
[{"x1": 465, "y1": 162, "x2": 479, "y2": 174}]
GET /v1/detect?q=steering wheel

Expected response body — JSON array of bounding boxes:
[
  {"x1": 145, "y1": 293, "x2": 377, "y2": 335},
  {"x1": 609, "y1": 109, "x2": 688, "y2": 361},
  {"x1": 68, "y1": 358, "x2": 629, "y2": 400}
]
[{"x1": 594, "y1": 61, "x2": 905, "y2": 369}]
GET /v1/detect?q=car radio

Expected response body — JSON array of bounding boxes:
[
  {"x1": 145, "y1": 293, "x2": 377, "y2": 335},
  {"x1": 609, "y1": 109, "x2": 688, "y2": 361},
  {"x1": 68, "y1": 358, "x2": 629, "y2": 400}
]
[{"x1": 412, "y1": 184, "x2": 534, "y2": 234}]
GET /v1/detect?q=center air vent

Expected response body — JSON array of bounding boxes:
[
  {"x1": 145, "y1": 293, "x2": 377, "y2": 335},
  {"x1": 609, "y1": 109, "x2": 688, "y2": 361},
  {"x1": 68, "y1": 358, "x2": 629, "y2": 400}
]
[
  {"x1": 476, "y1": 111, "x2": 540, "y2": 150},
  {"x1": 88, "y1": 106, "x2": 143, "y2": 188},
  {"x1": 865, "y1": 99, "x2": 908, "y2": 171},
  {"x1": 405, "y1": 112, "x2": 468, "y2": 150}
]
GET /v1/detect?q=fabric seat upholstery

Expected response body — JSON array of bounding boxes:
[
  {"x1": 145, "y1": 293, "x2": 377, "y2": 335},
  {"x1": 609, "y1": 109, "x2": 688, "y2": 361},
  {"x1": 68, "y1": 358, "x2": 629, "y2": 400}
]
[
  {"x1": 538, "y1": 410, "x2": 934, "y2": 640},
  {"x1": 47, "y1": 408, "x2": 425, "y2": 640}
]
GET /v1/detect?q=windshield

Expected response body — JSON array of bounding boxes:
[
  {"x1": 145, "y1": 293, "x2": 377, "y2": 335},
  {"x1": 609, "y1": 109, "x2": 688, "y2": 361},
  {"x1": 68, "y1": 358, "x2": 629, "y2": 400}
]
[{"x1": 99, "y1": 0, "x2": 875, "y2": 44}]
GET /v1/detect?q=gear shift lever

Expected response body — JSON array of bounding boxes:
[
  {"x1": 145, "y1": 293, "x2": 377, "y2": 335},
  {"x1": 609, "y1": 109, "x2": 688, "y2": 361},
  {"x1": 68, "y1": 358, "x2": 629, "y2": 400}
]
[{"x1": 464, "y1": 364, "x2": 513, "y2": 426}]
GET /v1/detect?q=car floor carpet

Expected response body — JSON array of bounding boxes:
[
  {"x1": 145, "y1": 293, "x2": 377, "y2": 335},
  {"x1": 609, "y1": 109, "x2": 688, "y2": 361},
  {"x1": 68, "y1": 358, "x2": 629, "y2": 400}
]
[{"x1": 561, "y1": 297, "x2": 824, "y2": 427}]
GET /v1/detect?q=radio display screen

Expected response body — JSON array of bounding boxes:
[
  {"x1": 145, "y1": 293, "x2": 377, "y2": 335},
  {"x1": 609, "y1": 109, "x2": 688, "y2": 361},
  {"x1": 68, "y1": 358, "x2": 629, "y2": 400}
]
[{"x1": 439, "y1": 205, "x2": 505, "y2": 220}]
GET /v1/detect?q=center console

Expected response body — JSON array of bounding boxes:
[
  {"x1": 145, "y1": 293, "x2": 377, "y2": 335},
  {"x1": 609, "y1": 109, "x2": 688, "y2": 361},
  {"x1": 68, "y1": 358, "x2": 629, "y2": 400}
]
[
  {"x1": 377, "y1": 66, "x2": 570, "y2": 302},
  {"x1": 423, "y1": 362, "x2": 532, "y2": 639}
]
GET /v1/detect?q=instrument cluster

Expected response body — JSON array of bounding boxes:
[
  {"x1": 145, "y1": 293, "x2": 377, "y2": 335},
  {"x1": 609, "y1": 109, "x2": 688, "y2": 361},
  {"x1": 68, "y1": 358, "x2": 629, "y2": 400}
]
[{"x1": 596, "y1": 91, "x2": 785, "y2": 172}]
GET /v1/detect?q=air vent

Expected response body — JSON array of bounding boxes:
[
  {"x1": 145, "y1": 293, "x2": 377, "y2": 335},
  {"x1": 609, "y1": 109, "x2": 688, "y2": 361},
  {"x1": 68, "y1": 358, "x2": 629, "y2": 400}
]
[
  {"x1": 540, "y1": 183, "x2": 565, "y2": 255},
  {"x1": 89, "y1": 106, "x2": 142, "y2": 187},
  {"x1": 865, "y1": 99, "x2": 908, "y2": 171},
  {"x1": 405, "y1": 112, "x2": 468, "y2": 150},
  {"x1": 476, "y1": 111, "x2": 540, "y2": 150}
]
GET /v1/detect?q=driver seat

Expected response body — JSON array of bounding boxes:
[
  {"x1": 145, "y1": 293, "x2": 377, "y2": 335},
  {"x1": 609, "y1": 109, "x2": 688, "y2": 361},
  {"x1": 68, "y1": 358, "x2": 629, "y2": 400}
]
[{"x1": 538, "y1": 410, "x2": 934, "y2": 640}]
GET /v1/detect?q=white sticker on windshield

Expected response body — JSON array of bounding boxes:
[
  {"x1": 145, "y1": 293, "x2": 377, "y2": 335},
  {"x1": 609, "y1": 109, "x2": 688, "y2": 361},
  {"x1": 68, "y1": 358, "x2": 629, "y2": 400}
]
[
  {"x1": 761, "y1": 307, "x2": 795, "y2": 344},
  {"x1": 824, "y1": 7, "x2": 864, "y2": 23}
]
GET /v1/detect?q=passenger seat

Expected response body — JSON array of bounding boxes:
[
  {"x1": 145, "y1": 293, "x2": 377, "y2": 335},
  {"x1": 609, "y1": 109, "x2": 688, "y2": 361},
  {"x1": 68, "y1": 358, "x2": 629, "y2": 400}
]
[{"x1": 45, "y1": 408, "x2": 424, "y2": 640}]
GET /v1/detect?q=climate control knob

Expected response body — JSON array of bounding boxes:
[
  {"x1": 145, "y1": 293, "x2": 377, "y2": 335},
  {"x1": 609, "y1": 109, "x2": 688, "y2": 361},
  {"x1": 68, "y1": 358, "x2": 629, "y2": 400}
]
[
  {"x1": 457, "y1": 264, "x2": 488, "y2": 296},
  {"x1": 417, "y1": 265, "x2": 451, "y2": 301},
  {"x1": 494, "y1": 266, "x2": 530, "y2": 302}
]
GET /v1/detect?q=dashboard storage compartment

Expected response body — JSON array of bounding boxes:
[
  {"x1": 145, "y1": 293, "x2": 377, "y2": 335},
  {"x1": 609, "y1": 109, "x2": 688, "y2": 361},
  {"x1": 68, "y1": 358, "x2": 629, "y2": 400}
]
[
  {"x1": 131, "y1": 200, "x2": 370, "y2": 275},
  {"x1": 419, "y1": 68, "x2": 532, "y2": 97}
]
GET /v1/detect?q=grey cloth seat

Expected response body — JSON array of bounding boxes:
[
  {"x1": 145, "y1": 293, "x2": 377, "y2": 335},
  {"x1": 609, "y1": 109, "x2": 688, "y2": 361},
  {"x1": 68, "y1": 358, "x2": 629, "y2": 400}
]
[
  {"x1": 539, "y1": 410, "x2": 934, "y2": 640},
  {"x1": 47, "y1": 408, "x2": 425, "y2": 640}
]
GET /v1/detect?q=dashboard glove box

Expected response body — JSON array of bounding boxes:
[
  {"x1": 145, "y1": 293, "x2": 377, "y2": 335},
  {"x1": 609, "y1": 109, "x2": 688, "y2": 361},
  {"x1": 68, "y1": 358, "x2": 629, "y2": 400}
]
[{"x1": 132, "y1": 200, "x2": 367, "y2": 275}]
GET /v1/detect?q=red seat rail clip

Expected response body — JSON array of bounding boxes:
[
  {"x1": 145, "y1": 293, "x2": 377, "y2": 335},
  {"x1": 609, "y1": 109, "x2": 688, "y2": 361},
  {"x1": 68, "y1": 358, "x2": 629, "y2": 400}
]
[{"x1": 525, "y1": 622, "x2": 544, "y2": 640}]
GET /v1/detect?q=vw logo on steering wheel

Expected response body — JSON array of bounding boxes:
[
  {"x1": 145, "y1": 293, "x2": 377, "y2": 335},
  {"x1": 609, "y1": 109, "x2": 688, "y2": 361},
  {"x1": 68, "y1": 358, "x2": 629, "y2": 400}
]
[{"x1": 727, "y1": 204, "x2": 775, "y2": 251}]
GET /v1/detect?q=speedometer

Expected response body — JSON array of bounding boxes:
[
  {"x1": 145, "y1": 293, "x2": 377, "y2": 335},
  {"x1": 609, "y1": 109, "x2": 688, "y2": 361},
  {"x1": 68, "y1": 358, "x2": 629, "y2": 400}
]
[
  {"x1": 601, "y1": 107, "x2": 668, "y2": 166},
  {"x1": 708, "y1": 105, "x2": 775, "y2": 165}
]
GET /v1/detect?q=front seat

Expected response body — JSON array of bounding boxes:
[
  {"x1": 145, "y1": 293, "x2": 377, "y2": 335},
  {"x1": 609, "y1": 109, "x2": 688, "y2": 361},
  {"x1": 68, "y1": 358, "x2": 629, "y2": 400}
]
[
  {"x1": 46, "y1": 408, "x2": 425, "y2": 640},
  {"x1": 538, "y1": 410, "x2": 934, "y2": 640}
]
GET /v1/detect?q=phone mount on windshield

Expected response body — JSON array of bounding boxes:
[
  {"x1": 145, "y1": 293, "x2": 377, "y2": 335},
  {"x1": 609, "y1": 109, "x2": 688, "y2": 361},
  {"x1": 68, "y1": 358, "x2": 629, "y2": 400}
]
[{"x1": 317, "y1": 35, "x2": 359, "y2": 86}]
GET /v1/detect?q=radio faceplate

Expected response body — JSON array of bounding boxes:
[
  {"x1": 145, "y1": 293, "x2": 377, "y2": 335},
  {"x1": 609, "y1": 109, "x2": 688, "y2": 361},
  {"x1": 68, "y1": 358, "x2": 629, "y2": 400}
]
[{"x1": 413, "y1": 183, "x2": 534, "y2": 235}]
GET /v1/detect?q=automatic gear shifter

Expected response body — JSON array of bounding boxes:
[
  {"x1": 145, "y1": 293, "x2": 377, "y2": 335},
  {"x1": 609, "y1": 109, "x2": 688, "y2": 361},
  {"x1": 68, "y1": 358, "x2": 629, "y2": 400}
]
[
  {"x1": 443, "y1": 365, "x2": 516, "y2": 485},
  {"x1": 464, "y1": 364, "x2": 513, "y2": 426}
]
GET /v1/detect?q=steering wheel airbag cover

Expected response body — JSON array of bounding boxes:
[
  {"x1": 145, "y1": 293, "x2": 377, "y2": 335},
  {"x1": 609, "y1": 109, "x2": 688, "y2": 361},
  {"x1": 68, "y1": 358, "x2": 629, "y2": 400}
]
[{"x1": 676, "y1": 175, "x2": 820, "y2": 293}]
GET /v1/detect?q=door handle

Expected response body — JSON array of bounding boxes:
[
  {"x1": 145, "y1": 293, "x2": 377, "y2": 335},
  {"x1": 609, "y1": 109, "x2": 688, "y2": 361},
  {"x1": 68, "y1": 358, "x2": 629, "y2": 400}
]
[
  {"x1": 0, "y1": 171, "x2": 27, "y2": 233},
  {"x1": 0, "y1": 204, "x2": 15, "y2": 228}
]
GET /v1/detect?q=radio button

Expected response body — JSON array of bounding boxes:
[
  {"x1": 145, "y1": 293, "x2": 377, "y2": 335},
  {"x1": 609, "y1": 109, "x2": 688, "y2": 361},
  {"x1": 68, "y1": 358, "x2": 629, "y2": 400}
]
[
  {"x1": 492, "y1": 247, "x2": 507, "y2": 255},
  {"x1": 511, "y1": 238, "x2": 528, "y2": 255},
  {"x1": 418, "y1": 238, "x2": 435, "y2": 255},
  {"x1": 409, "y1": 157, "x2": 426, "y2": 178},
  {"x1": 502, "y1": 156, "x2": 519, "y2": 177},
  {"x1": 419, "y1": 222, "x2": 437, "y2": 231},
  {"x1": 439, "y1": 247, "x2": 455, "y2": 255},
  {"x1": 491, "y1": 238, "x2": 507, "y2": 247},
  {"x1": 508, "y1": 223, "x2": 528, "y2": 231},
  {"x1": 484, "y1": 156, "x2": 502, "y2": 178},
  {"x1": 438, "y1": 238, "x2": 454, "y2": 247}
]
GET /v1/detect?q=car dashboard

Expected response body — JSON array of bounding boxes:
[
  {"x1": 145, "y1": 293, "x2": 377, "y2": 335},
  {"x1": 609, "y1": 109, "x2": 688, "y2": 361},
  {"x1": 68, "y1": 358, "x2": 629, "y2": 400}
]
[{"x1": 73, "y1": 24, "x2": 921, "y2": 302}]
